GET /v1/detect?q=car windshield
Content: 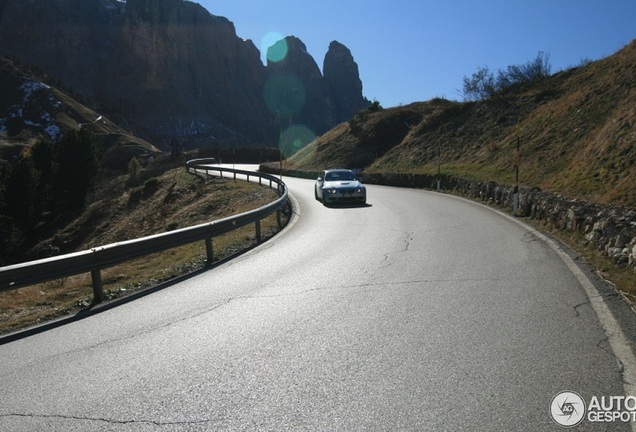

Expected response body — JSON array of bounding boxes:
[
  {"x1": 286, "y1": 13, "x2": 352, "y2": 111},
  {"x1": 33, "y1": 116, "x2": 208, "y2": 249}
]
[{"x1": 325, "y1": 171, "x2": 356, "y2": 181}]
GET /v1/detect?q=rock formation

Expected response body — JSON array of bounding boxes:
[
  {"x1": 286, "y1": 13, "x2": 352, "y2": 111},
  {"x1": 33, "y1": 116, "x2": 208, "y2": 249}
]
[
  {"x1": 324, "y1": 41, "x2": 369, "y2": 122},
  {"x1": 0, "y1": 0, "x2": 368, "y2": 151}
]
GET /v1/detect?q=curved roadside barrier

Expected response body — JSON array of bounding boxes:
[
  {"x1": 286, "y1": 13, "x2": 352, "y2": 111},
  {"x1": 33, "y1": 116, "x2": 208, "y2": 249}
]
[{"x1": 0, "y1": 160, "x2": 289, "y2": 304}]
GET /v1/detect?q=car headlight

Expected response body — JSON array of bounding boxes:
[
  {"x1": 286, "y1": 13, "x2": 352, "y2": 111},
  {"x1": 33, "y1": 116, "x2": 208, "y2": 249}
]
[
  {"x1": 356, "y1": 187, "x2": 365, "y2": 193},
  {"x1": 326, "y1": 188, "x2": 337, "y2": 194}
]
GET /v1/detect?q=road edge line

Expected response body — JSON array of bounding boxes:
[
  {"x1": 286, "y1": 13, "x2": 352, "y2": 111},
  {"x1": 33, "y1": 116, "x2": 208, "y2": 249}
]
[{"x1": 454, "y1": 194, "x2": 636, "y2": 428}]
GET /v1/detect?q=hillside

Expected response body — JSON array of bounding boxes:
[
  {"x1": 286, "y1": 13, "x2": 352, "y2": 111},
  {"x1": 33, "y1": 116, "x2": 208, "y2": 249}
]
[
  {"x1": 0, "y1": 56, "x2": 160, "y2": 170},
  {"x1": 286, "y1": 40, "x2": 636, "y2": 208}
]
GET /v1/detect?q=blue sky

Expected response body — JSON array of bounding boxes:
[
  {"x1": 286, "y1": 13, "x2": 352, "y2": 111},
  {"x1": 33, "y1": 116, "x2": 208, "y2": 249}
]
[{"x1": 197, "y1": 0, "x2": 636, "y2": 108}]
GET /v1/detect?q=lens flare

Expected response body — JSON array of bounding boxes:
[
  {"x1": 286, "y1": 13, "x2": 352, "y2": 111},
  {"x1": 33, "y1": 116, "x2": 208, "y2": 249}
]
[
  {"x1": 263, "y1": 72, "x2": 305, "y2": 117},
  {"x1": 279, "y1": 124, "x2": 315, "y2": 157},
  {"x1": 264, "y1": 33, "x2": 287, "y2": 63}
]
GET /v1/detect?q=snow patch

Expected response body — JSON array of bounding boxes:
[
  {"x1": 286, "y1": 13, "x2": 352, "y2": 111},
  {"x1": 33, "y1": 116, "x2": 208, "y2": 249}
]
[{"x1": 2, "y1": 78, "x2": 64, "y2": 140}]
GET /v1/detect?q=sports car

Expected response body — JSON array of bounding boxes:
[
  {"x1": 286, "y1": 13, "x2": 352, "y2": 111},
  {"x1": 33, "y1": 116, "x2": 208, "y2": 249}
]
[{"x1": 314, "y1": 169, "x2": 366, "y2": 206}]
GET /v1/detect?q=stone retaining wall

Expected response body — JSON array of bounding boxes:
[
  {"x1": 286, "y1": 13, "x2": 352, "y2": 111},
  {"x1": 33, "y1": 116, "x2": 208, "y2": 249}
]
[
  {"x1": 364, "y1": 172, "x2": 636, "y2": 273},
  {"x1": 261, "y1": 164, "x2": 636, "y2": 273}
]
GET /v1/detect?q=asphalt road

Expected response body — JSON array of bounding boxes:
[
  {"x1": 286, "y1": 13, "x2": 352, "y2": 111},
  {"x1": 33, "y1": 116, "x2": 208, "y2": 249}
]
[{"x1": 1, "y1": 169, "x2": 635, "y2": 431}]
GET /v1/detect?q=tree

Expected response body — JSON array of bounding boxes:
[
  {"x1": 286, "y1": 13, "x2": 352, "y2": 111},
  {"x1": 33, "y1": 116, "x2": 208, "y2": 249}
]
[
  {"x1": 128, "y1": 156, "x2": 142, "y2": 181},
  {"x1": 461, "y1": 66, "x2": 497, "y2": 101},
  {"x1": 52, "y1": 129, "x2": 102, "y2": 211},
  {"x1": 30, "y1": 140, "x2": 55, "y2": 216},
  {"x1": 3, "y1": 156, "x2": 36, "y2": 228},
  {"x1": 170, "y1": 136, "x2": 182, "y2": 160}
]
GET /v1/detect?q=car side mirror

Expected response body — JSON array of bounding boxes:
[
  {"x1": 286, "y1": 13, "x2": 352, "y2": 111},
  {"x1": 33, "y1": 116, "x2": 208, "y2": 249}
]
[{"x1": 317, "y1": 177, "x2": 322, "y2": 182}]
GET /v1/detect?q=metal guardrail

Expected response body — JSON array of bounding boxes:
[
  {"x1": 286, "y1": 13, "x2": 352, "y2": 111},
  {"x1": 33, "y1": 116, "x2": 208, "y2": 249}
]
[{"x1": 0, "y1": 160, "x2": 289, "y2": 303}]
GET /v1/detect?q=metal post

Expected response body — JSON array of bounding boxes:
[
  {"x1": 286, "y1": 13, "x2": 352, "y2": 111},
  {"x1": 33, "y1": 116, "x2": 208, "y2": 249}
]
[
  {"x1": 205, "y1": 236, "x2": 214, "y2": 266},
  {"x1": 255, "y1": 220, "x2": 262, "y2": 243},
  {"x1": 513, "y1": 136, "x2": 520, "y2": 216},
  {"x1": 91, "y1": 269, "x2": 104, "y2": 304},
  {"x1": 437, "y1": 142, "x2": 441, "y2": 192}
]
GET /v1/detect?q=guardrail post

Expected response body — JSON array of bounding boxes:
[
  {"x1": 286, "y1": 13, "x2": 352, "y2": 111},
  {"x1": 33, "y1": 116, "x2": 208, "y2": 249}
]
[
  {"x1": 91, "y1": 269, "x2": 104, "y2": 304},
  {"x1": 205, "y1": 236, "x2": 214, "y2": 266},
  {"x1": 255, "y1": 220, "x2": 262, "y2": 243}
]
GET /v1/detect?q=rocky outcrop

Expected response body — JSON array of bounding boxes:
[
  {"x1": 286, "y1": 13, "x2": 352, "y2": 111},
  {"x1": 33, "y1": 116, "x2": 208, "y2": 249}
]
[
  {"x1": 0, "y1": 0, "x2": 368, "y2": 150},
  {"x1": 324, "y1": 41, "x2": 369, "y2": 122},
  {"x1": 103, "y1": 0, "x2": 270, "y2": 147},
  {"x1": 265, "y1": 36, "x2": 337, "y2": 136}
]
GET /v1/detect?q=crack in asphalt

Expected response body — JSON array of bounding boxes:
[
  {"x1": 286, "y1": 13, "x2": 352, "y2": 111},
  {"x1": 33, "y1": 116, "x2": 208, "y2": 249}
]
[
  {"x1": 381, "y1": 231, "x2": 414, "y2": 264},
  {"x1": 247, "y1": 277, "x2": 504, "y2": 298},
  {"x1": 86, "y1": 275, "x2": 501, "y2": 347},
  {"x1": 594, "y1": 336, "x2": 632, "y2": 387},
  {"x1": 521, "y1": 231, "x2": 539, "y2": 243},
  {"x1": 11, "y1": 270, "x2": 504, "y2": 365},
  {"x1": 573, "y1": 300, "x2": 589, "y2": 317},
  {"x1": 573, "y1": 292, "x2": 624, "y2": 317},
  {"x1": 24, "y1": 298, "x2": 236, "y2": 365},
  {"x1": 0, "y1": 412, "x2": 220, "y2": 427}
]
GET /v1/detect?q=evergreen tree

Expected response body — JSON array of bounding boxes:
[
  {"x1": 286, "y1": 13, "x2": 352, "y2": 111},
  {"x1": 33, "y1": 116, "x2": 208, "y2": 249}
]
[
  {"x1": 30, "y1": 140, "x2": 55, "y2": 217},
  {"x1": 3, "y1": 155, "x2": 36, "y2": 230},
  {"x1": 52, "y1": 129, "x2": 101, "y2": 211}
]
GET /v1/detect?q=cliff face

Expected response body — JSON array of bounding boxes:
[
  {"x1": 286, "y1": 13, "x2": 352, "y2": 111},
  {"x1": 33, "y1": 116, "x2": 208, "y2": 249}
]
[
  {"x1": 0, "y1": 0, "x2": 122, "y2": 96},
  {"x1": 324, "y1": 41, "x2": 369, "y2": 122},
  {"x1": 104, "y1": 0, "x2": 270, "y2": 146},
  {"x1": 265, "y1": 36, "x2": 337, "y2": 136},
  {"x1": 0, "y1": 0, "x2": 367, "y2": 150}
]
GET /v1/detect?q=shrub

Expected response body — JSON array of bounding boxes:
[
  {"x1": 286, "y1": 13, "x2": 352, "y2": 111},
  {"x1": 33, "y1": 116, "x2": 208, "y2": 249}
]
[{"x1": 462, "y1": 52, "x2": 551, "y2": 101}]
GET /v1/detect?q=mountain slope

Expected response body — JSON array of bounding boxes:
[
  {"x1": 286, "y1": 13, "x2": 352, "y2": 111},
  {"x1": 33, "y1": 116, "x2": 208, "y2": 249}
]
[
  {"x1": 0, "y1": 56, "x2": 160, "y2": 169},
  {"x1": 286, "y1": 40, "x2": 636, "y2": 207}
]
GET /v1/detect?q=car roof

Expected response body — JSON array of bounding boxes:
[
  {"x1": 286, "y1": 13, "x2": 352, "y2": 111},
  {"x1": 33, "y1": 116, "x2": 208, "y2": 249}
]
[{"x1": 324, "y1": 168, "x2": 353, "y2": 173}]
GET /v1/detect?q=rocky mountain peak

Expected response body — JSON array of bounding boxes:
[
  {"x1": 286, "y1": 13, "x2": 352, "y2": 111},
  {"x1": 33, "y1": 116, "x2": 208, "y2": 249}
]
[{"x1": 324, "y1": 40, "x2": 368, "y2": 121}]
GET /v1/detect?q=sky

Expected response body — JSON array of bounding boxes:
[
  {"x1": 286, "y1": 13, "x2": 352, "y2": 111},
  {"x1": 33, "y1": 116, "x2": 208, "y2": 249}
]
[{"x1": 197, "y1": 1, "x2": 636, "y2": 108}]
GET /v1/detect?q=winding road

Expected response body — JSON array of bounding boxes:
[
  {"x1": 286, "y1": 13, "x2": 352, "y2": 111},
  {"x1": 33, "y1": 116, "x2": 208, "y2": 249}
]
[{"x1": 1, "y1": 168, "x2": 635, "y2": 431}]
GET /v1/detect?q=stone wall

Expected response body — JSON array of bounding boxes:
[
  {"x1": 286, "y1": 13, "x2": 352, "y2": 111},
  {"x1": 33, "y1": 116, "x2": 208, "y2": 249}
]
[
  {"x1": 366, "y1": 172, "x2": 636, "y2": 272},
  {"x1": 262, "y1": 164, "x2": 636, "y2": 273}
]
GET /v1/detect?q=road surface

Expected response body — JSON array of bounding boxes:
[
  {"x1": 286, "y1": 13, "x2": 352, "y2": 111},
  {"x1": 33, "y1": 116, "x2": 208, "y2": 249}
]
[{"x1": 1, "y1": 169, "x2": 635, "y2": 431}]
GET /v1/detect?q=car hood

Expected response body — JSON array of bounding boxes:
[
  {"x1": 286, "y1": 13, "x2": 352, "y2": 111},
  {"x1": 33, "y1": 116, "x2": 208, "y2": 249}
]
[{"x1": 323, "y1": 180, "x2": 364, "y2": 188}]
